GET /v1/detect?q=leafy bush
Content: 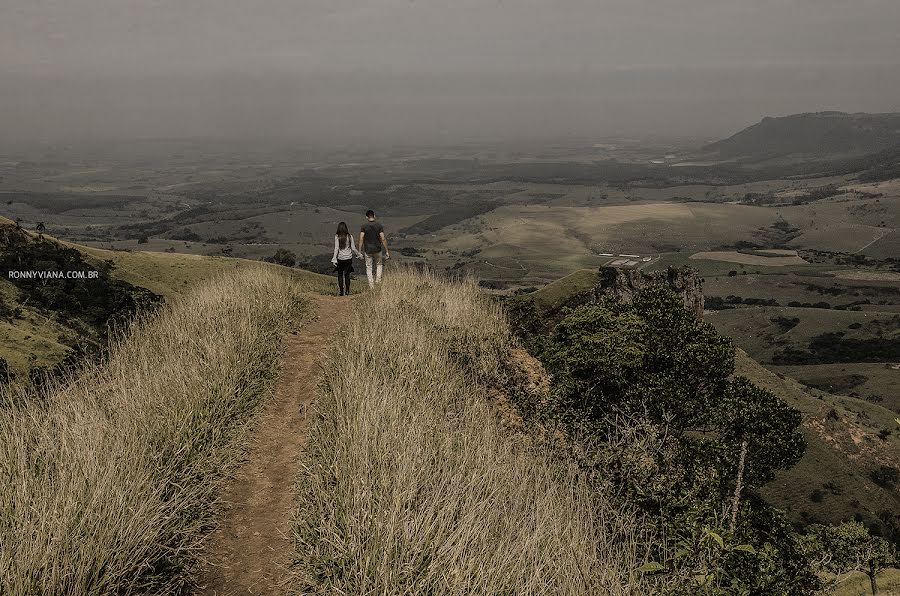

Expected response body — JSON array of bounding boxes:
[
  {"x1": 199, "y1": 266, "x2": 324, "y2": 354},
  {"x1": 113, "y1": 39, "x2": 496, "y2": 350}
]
[
  {"x1": 773, "y1": 333, "x2": 900, "y2": 364},
  {"x1": 801, "y1": 521, "x2": 897, "y2": 594},
  {"x1": 871, "y1": 466, "x2": 899, "y2": 489},
  {"x1": 518, "y1": 285, "x2": 812, "y2": 592},
  {"x1": 268, "y1": 248, "x2": 296, "y2": 268},
  {"x1": 170, "y1": 228, "x2": 202, "y2": 242},
  {"x1": 770, "y1": 316, "x2": 800, "y2": 333}
]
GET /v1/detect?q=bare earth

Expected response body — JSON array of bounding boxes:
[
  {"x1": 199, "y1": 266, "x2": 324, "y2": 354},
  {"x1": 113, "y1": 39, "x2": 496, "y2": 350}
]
[{"x1": 195, "y1": 293, "x2": 350, "y2": 595}]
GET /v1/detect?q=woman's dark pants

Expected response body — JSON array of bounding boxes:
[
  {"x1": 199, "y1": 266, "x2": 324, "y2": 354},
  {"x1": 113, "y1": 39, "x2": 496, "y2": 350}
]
[{"x1": 336, "y1": 258, "x2": 353, "y2": 295}]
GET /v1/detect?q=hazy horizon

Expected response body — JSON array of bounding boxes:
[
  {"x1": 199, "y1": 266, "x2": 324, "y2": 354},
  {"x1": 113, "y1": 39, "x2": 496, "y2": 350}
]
[{"x1": 3, "y1": 0, "x2": 900, "y2": 144}]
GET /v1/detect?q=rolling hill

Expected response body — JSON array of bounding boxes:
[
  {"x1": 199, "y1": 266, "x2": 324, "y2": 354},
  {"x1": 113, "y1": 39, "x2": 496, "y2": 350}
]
[{"x1": 706, "y1": 111, "x2": 900, "y2": 160}]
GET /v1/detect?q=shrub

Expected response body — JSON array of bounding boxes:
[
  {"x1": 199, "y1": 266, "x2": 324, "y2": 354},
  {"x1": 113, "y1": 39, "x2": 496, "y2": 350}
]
[
  {"x1": 871, "y1": 466, "x2": 899, "y2": 489},
  {"x1": 521, "y1": 285, "x2": 811, "y2": 592},
  {"x1": 269, "y1": 248, "x2": 296, "y2": 268},
  {"x1": 170, "y1": 228, "x2": 202, "y2": 242}
]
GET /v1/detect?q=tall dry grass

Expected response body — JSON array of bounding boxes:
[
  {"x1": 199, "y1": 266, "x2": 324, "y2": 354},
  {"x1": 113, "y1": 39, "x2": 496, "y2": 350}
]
[
  {"x1": 293, "y1": 269, "x2": 647, "y2": 595},
  {"x1": 0, "y1": 266, "x2": 303, "y2": 594}
]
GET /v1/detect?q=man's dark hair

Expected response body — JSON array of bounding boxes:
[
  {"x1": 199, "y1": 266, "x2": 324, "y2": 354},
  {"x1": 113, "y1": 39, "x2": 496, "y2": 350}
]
[{"x1": 365, "y1": 209, "x2": 375, "y2": 218}]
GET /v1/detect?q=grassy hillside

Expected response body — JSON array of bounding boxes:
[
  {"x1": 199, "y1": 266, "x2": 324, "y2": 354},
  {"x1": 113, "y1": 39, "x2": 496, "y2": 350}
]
[
  {"x1": 0, "y1": 215, "x2": 332, "y2": 378},
  {"x1": 735, "y1": 350, "x2": 900, "y2": 536},
  {"x1": 293, "y1": 270, "x2": 646, "y2": 594},
  {"x1": 528, "y1": 267, "x2": 599, "y2": 312},
  {"x1": 708, "y1": 305, "x2": 900, "y2": 410},
  {"x1": 0, "y1": 267, "x2": 306, "y2": 594}
]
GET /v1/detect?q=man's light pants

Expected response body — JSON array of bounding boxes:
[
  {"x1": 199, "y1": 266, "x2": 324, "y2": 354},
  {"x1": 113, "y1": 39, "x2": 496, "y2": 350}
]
[{"x1": 364, "y1": 252, "x2": 383, "y2": 289}]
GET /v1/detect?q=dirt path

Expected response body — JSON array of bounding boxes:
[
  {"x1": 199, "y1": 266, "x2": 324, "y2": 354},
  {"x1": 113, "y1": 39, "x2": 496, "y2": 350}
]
[{"x1": 196, "y1": 294, "x2": 351, "y2": 595}]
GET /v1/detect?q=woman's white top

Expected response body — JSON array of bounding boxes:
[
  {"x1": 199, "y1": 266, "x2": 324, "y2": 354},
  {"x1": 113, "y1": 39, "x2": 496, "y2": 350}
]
[{"x1": 332, "y1": 234, "x2": 360, "y2": 262}]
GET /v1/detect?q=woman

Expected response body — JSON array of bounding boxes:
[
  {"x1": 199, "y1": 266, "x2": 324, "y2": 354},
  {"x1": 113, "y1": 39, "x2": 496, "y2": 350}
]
[{"x1": 331, "y1": 221, "x2": 361, "y2": 295}]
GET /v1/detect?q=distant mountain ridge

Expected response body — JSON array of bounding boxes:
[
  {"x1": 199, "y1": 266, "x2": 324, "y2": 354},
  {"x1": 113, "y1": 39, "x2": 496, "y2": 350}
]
[{"x1": 706, "y1": 111, "x2": 900, "y2": 159}]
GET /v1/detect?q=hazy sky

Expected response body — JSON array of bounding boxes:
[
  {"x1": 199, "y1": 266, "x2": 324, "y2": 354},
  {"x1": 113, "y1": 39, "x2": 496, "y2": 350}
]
[{"x1": 2, "y1": 0, "x2": 900, "y2": 143}]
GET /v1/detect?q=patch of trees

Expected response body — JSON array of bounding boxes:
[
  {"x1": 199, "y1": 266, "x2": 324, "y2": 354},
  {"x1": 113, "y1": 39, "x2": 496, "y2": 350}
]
[
  {"x1": 740, "y1": 191, "x2": 783, "y2": 206},
  {"x1": 801, "y1": 521, "x2": 896, "y2": 595},
  {"x1": 787, "y1": 300, "x2": 833, "y2": 309},
  {"x1": 805, "y1": 284, "x2": 845, "y2": 296},
  {"x1": 770, "y1": 316, "x2": 800, "y2": 333},
  {"x1": 751, "y1": 220, "x2": 802, "y2": 248},
  {"x1": 706, "y1": 295, "x2": 780, "y2": 309},
  {"x1": 170, "y1": 228, "x2": 202, "y2": 242},
  {"x1": 708, "y1": 295, "x2": 873, "y2": 311},
  {"x1": 477, "y1": 279, "x2": 507, "y2": 290},
  {"x1": 510, "y1": 286, "x2": 817, "y2": 592},
  {"x1": 792, "y1": 184, "x2": 844, "y2": 205},
  {"x1": 800, "y1": 249, "x2": 900, "y2": 271},
  {"x1": 267, "y1": 248, "x2": 297, "y2": 268},
  {"x1": 870, "y1": 466, "x2": 899, "y2": 490},
  {"x1": 296, "y1": 254, "x2": 334, "y2": 275},
  {"x1": 772, "y1": 332, "x2": 900, "y2": 365}
]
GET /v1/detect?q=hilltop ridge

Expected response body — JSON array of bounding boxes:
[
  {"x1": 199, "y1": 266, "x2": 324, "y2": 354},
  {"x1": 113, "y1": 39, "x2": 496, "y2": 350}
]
[{"x1": 704, "y1": 111, "x2": 900, "y2": 160}]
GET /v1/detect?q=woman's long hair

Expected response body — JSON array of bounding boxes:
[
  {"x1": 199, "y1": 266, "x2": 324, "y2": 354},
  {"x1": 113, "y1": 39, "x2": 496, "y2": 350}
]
[{"x1": 336, "y1": 221, "x2": 349, "y2": 249}]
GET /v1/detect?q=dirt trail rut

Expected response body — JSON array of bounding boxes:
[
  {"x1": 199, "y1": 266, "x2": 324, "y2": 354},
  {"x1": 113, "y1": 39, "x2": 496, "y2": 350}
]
[{"x1": 196, "y1": 294, "x2": 351, "y2": 595}]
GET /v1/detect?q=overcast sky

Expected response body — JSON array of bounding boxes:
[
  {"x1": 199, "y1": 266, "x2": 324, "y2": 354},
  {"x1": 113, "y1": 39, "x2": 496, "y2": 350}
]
[{"x1": 2, "y1": 0, "x2": 900, "y2": 143}]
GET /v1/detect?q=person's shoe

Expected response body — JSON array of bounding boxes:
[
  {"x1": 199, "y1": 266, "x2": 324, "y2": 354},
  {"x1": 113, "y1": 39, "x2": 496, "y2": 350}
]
[{"x1": 339, "y1": 290, "x2": 344, "y2": 296}]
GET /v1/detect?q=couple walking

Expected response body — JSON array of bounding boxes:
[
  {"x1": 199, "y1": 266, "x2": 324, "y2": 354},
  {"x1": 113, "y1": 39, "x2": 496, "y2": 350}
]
[{"x1": 331, "y1": 209, "x2": 391, "y2": 295}]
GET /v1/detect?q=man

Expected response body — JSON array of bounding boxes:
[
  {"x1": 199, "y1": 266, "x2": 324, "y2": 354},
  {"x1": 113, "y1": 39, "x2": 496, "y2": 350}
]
[{"x1": 359, "y1": 209, "x2": 390, "y2": 289}]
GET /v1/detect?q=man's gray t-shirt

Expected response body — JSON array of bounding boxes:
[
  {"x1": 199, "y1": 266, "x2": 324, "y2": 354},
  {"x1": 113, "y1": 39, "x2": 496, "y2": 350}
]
[{"x1": 361, "y1": 220, "x2": 384, "y2": 254}]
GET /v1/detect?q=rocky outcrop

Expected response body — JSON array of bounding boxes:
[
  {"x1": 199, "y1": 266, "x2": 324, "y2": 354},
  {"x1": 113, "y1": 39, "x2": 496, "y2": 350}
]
[{"x1": 595, "y1": 266, "x2": 704, "y2": 319}]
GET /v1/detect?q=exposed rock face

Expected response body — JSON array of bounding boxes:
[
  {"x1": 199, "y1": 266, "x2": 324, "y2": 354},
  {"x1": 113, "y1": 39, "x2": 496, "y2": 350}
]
[{"x1": 595, "y1": 266, "x2": 704, "y2": 319}]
